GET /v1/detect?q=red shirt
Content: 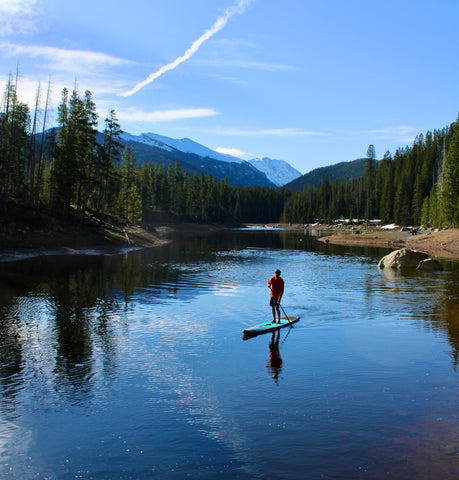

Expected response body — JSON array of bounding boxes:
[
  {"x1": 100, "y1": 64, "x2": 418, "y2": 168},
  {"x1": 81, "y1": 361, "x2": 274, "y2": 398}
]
[{"x1": 267, "y1": 275, "x2": 284, "y2": 301}]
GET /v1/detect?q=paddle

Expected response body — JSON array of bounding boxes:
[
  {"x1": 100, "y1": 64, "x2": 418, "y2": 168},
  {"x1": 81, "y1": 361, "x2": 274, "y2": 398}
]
[{"x1": 279, "y1": 303, "x2": 294, "y2": 327}]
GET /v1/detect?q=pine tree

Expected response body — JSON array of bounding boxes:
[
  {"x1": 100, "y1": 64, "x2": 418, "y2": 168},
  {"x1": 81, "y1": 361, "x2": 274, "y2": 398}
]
[
  {"x1": 0, "y1": 77, "x2": 30, "y2": 205},
  {"x1": 50, "y1": 88, "x2": 72, "y2": 212},
  {"x1": 233, "y1": 194, "x2": 242, "y2": 222},
  {"x1": 441, "y1": 120, "x2": 459, "y2": 226},
  {"x1": 26, "y1": 81, "x2": 41, "y2": 203},
  {"x1": 77, "y1": 90, "x2": 98, "y2": 213},
  {"x1": 364, "y1": 144, "x2": 377, "y2": 220},
  {"x1": 138, "y1": 161, "x2": 154, "y2": 219},
  {"x1": 378, "y1": 151, "x2": 393, "y2": 222},
  {"x1": 184, "y1": 171, "x2": 201, "y2": 220},
  {"x1": 95, "y1": 108, "x2": 123, "y2": 218},
  {"x1": 318, "y1": 175, "x2": 331, "y2": 221},
  {"x1": 33, "y1": 78, "x2": 52, "y2": 205},
  {"x1": 118, "y1": 147, "x2": 142, "y2": 223},
  {"x1": 412, "y1": 174, "x2": 423, "y2": 225}
]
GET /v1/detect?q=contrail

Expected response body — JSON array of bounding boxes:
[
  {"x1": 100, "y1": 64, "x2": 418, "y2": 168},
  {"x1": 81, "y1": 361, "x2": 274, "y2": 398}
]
[{"x1": 121, "y1": 0, "x2": 255, "y2": 97}]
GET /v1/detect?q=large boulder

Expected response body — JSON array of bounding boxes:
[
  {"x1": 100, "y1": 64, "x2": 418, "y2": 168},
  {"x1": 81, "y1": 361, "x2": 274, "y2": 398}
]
[{"x1": 378, "y1": 248, "x2": 429, "y2": 269}]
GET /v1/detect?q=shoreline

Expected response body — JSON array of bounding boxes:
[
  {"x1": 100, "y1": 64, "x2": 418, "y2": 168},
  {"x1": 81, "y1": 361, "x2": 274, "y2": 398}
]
[
  {"x1": 0, "y1": 221, "x2": 224, "y2": 263},
  {"x1": 265, "y1": 222, "x2": 459, "y2": 261},
  {"x1": 2, "y1": 219, "x2": 459, "y2": 263},
  {"x1": 317, "y1": 227, "x2": 459, "y2": 261}
]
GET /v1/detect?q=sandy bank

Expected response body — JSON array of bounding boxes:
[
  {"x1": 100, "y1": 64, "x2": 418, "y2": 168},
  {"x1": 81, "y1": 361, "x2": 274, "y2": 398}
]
[{"x1": 318, "y1": 228, "x2": 459, "y2": 261}]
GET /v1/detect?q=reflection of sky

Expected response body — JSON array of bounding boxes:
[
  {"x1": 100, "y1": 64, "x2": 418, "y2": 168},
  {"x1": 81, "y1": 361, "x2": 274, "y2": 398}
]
[
  {"x1": 0, "y1": 295, "x2": 58, "y2": 477},
  {"x1": 136, "y1": 247, "x2": 273, "y2": 305},
  {"x1": 131, "y1": 315, "x2": 262, "y2": 477},
  {"x1": 211, "y1": 284, "x2": 239, "y2": 297},
  {"x1": 0, "y1": 419, "x2": 33, "y2": 477}
]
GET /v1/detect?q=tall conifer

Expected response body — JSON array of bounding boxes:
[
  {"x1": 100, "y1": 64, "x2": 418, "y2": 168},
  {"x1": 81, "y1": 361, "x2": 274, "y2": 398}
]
[{"x1": 441, "y1": 121, "x2": 459, "y2": 226}]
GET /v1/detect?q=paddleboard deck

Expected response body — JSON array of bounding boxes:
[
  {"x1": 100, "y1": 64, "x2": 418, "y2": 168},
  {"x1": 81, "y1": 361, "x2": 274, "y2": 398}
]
[{"x1": 242, "y1": 316, "x2": 300, "y2": 339}]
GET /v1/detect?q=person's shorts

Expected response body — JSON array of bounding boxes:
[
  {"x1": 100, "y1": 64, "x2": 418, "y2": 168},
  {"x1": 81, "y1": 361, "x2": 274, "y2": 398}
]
[{"x1": 269, "y1": 297, "x2": 280, "y2": 307}]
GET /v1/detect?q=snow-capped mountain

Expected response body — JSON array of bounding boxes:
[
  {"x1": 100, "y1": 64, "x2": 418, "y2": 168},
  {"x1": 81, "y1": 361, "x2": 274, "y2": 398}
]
[
  {"x1": 119, "y1": 132, "x2": 274, "y2": 187},
  {"x1": 248, "y1": 157, "x2": 302, "y2": 187},
  {"x1": 121, "y1": 132, "x2": 244, "y2": 164},
  {"x1": 120, "y1": 132, "x2": 301, "y2": 188}
]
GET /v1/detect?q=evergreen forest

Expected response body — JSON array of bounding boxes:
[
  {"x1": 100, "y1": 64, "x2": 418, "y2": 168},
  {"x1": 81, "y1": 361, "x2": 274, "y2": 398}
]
[{"x1": 1, "y1": 78, "x2": 458, "y2": 229}]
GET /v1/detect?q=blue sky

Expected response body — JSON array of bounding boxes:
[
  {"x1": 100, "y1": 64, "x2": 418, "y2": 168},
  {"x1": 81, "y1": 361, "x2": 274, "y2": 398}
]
[{"x1": 1, "y1": 0, "x2": 458, "y2": 173}]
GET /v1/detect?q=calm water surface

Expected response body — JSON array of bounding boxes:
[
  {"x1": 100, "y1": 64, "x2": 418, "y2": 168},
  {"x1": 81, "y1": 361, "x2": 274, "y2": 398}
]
[{"x1": 1, "y1": 228, "x2": 459, "y2": 479}]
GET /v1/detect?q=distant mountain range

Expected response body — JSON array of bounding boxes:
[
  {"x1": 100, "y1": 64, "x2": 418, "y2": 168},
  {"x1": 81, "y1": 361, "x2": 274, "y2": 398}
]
[
  {"x1": 284, "y1": 158, "x2": 368, "y2": 191},
  {"x1": 122, "y1": 132, "x2": 244, "y2": 164},
  {"x1": 39, "y1": 128, "x2": 368, "y2": 189},
  {"x1": 119, "y1": 132, "x2": 302, "y2": 188}
]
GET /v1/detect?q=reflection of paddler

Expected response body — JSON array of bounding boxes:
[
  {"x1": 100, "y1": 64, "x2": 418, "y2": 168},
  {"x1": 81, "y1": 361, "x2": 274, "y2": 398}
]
[{"x1": 266, "y1": 331, "x2": 282, "y2": 381}]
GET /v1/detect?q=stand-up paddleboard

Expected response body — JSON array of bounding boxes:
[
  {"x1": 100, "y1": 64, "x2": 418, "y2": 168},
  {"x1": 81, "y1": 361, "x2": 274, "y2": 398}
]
[{"x1": 242, "y1": 316, "x2": 300, "y2": 339}]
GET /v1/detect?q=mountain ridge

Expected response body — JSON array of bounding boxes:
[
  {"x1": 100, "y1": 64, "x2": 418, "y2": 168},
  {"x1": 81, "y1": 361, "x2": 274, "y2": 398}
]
[
  {"x1": 119, "y1": 132, "x2": 275, "y2": 187},
  {"x1": 122, "y1": 132, "x2": 245, "y2": 164},
  {"x1": 284, "y1": 158, "x2": 369, "y2": 191},
  {"x1": 120, "y1": 132, "x2": 302, "y2": 187},
  {"x1": 39, "y1": 129, "x2": 367, "y2": 190}
]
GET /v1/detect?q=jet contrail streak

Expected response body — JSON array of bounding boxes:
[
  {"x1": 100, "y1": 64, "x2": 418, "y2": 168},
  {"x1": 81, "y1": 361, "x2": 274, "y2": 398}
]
[{"x1": 121, "y1": 0, "x2": 254, "y2": 97}]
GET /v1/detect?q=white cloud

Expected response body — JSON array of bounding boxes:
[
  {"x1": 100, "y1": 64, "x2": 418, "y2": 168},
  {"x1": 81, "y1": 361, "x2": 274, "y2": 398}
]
[
  {"x1": 1, "y1": 43, "x2": 135, "y2": 99},
  {"x1": 13, "y1": 76, "x2": 56, "y2": 106},
  {"x1": 2, "y1": 43, "x2": 132, "y2": 73},
  {"x1": 122, "y1": 0, "x2": 255, "y2": 97},
  {"x1": 0, "y1": 0, "x2": 40, "y2": 36},
  {"x1": 118, "y1": 108, "x2": 220, "y2": 123},
  {"x1": 215, "y1": 146, "x2": 247, "y2": 157}
]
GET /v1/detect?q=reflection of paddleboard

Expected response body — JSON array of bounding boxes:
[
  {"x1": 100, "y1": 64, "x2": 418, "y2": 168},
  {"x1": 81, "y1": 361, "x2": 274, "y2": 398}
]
[{"x1": 242, "y1": 316, "x2": 300, "y2": 339}]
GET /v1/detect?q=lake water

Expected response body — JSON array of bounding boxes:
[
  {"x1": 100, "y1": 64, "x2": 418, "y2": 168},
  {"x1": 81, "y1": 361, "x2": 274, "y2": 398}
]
[{"x1": 1, "y1": 227, "x2": 459, "y2": 479}]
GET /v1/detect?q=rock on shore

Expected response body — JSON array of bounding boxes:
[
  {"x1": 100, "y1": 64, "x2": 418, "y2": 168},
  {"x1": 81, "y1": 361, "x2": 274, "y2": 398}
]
[
  {"x1": 378, "y1": 248, "x2": 442, "y2": 271},
  {"x1": 378, "y1": 248, "x2": 428, "y2": 269}
]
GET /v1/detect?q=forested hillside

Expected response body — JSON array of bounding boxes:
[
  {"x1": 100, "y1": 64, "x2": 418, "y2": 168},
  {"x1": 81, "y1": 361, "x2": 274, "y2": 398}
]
[
  {"x1": 119, "y1": 134, "x2": 275, "y2": 188},
  {"x1": 284, "y1": 158, "x2": 367, "y2": 191},
  {"x1": 0, "y1": 80, "x2": 288, "y2": 226},
  {"x1": 282, "y1": 127, "x2": 459, "y2": 227},
  {"x1": 1, "y1": 78, "x2": 458, "y2": 229}
]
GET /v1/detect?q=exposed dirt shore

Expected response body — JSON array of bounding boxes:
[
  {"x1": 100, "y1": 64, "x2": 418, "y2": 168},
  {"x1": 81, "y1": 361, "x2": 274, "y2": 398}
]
[
  {"x1": 0, "y1": 220, "x2": 224, "y2": 262},
  {"x1": 264, "y1": 222, "x2": 459, "y2": 261},
  {"x1": 316, "y1": 225, "x2": 459, "y2": 261}
]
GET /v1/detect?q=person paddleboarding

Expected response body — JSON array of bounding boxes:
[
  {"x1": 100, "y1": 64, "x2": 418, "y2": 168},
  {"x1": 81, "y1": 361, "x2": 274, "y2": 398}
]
[{"x1": 267, "y1": 269, "x2": 284, "y2": 323}]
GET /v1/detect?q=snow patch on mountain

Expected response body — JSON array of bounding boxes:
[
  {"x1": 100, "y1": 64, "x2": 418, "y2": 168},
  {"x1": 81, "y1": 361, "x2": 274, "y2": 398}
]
[
  {"x1": 120, "y1": 132, "x2": 174, "y2": 152},
  {"x1": 121, "y1": 132, "x2": 243, "y2": 164},
  {"x1": 120, "y1": 132, "x2": 301, "y2": 187},
  {"x1": 248, "y1": 157, "x2": 302, "y2": 187}
]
